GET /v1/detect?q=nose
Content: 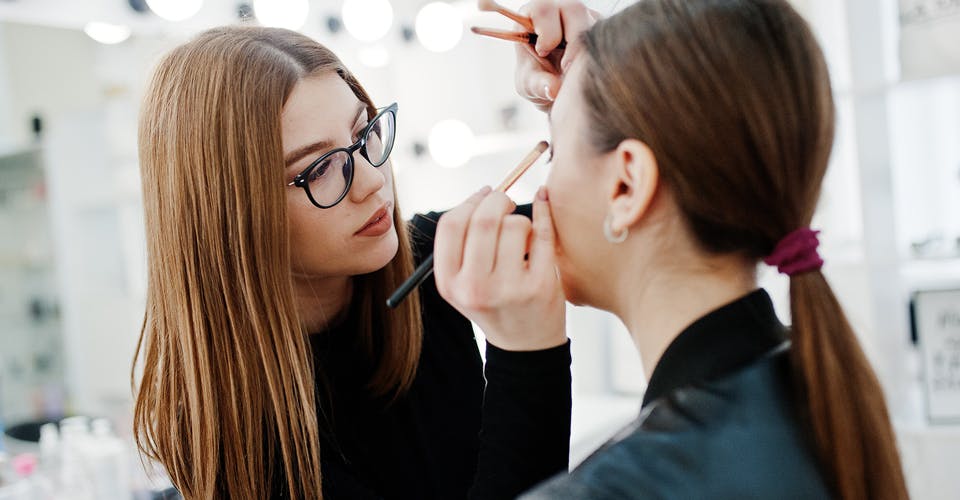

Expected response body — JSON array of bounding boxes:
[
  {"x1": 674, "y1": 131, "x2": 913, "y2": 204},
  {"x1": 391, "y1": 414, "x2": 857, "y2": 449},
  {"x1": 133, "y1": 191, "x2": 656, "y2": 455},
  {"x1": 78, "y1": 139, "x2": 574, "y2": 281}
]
[{"x1": 347, "y1": 153, "x2": 386, "y2": 204}]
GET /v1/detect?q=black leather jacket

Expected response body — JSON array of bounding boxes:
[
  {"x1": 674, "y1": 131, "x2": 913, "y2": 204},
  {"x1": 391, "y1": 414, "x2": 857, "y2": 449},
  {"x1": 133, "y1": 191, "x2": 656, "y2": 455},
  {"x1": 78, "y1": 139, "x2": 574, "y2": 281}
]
[{"x1": 523, "y1": 290, "x2": 833, "y2": 499}]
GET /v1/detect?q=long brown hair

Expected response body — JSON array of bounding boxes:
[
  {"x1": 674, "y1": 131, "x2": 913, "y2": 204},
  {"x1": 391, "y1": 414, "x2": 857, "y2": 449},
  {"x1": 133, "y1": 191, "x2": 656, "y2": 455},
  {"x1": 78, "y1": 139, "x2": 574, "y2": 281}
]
[
  {"x1": 133, "y1": 26, "x2": 422, "y2": 499},
  {"x1": 580, "y1": 1, "x2": 907, "y2": 498}
]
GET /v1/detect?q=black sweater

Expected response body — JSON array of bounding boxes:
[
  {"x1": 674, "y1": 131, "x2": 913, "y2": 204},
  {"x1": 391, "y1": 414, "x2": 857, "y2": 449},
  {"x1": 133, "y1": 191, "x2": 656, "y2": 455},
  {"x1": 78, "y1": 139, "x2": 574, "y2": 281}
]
[{"x1": 290, "y1": 208, "x2": 572, "y2": 499}]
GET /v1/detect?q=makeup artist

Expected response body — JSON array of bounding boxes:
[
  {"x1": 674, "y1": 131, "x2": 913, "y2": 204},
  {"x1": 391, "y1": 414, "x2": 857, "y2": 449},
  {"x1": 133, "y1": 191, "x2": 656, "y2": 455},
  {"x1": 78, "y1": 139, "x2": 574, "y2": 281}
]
[
  {"x1": 437, "y1": 0, "x2": 910, "y2": 498},
  {"x1": 131, "y1": 25, "x2": 578, "y2": 499}
]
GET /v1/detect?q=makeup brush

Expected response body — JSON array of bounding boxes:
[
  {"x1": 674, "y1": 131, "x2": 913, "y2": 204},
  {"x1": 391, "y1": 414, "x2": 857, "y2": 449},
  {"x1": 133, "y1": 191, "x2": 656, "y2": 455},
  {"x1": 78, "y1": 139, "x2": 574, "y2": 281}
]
[
  {"x1": 469, "y1": 27, "x2": 566, "y2": 50},
  {"x1": 386, "y1": 141, "x2": 550, "y2": 309},
  {"x1": 473, "y1": 0, "x2": 567, "y2": 50},
  {"x1": 477, "y1": 0, "x2": 535, "y2": 31}
]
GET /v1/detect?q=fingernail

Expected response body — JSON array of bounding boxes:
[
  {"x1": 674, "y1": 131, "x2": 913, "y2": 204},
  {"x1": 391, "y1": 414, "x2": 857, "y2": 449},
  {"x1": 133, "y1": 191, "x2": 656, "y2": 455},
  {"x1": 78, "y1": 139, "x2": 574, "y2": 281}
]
[
  {"x1": 536, "y1": 186, "x2": 549, "y2": 201},
  {"x1": 476, "y1": 185, "x2": 492, "y2": 196},
  {"x1": 544, "y1": 85, "x2": 553, "y2": 101}
]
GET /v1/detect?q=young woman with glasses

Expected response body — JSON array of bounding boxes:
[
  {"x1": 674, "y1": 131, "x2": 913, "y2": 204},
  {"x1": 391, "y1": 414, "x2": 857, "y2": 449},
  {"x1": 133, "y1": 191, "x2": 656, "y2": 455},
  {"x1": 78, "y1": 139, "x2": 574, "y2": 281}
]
[{"x1": 133, "y1": 26, "x2": 572, "y2": 499}]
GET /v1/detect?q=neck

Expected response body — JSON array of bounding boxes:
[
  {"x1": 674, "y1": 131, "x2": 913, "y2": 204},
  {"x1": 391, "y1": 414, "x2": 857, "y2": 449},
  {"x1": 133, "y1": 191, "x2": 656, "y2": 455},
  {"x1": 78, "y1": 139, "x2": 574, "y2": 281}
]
[
  {"x1": 293, "y1": 273, "x2": 354, "y2": 334},
  {"x1": 611, "y1": 252, "x2": 757, "y2": 380}
]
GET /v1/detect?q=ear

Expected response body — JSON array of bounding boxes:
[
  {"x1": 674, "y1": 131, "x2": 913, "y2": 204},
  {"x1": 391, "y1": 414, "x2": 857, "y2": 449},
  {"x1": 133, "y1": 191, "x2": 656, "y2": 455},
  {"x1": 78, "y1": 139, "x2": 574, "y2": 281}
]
[{"x1": 604, "y1": 139, "x2": 659, "y2": 235}]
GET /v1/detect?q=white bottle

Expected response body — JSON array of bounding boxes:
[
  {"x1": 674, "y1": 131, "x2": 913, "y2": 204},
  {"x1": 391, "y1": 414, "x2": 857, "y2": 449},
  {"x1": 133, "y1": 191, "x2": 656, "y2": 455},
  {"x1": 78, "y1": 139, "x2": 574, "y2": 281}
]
[
  {"x1": 54, "y1": 418, "x2": 94, "y2": 500},
  {"x1": 87, "y1": 419, "x2": 131, "y2": 500},
  {"x1": 36, "y1": 425, "x2": 58, "y2": 477},
  {"x1": 32, "y1": 424, "x2": 61, "y2": 500}
]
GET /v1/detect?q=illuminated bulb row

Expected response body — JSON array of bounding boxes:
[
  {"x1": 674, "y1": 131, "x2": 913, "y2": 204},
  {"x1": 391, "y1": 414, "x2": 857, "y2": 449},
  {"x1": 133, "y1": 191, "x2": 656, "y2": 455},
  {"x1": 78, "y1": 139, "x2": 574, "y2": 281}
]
[
  {"x1": 84, "y1": 1, "x2": 474, "y2": 170},
  {"x1": 144, "y1": 0, "x2": 310, "y2": 28},
  {"x1": 345, "y1": 0, "x2": 463, "y2": 52},
  {"x1": 86, "y1": 0, "x2": 463, "y2": 54}
]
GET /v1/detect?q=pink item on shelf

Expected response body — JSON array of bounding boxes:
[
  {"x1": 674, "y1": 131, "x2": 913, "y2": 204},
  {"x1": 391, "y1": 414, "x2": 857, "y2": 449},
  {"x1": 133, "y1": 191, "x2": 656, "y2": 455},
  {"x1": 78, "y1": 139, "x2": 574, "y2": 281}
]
[{"x1": 11, "y1": 453, "x2": 37, "y2": 478}]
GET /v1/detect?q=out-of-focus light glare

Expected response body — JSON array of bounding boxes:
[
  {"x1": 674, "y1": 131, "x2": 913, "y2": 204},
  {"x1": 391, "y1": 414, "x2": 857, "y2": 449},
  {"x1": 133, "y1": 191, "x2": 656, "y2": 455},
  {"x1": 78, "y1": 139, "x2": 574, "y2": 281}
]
[
  {"x1": 415, "y1": 2, "x2": 462, "y2": 53},
  {"x1": 343, "y1": 0, "x2": 394, "y2": 43},
  {"x1": 429, "y1": 119, "x2": 475, "y2": 168},
  {"x1": 145, "y1": 0, "x2": 203, "y2": 21},
  {"x1": 83, "y1": 22, "x2": 132, "y2": 44},
  {"x1": 253, "y1": 0, "x2": 309, "y2": 30}
]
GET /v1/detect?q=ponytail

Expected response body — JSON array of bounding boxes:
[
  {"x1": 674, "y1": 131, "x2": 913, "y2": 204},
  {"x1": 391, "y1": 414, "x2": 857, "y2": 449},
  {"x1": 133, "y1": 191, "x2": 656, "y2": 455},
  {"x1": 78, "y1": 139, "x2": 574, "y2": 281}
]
[{"x1": 789, "y1": 271, "x2": 908, "y2": 499}]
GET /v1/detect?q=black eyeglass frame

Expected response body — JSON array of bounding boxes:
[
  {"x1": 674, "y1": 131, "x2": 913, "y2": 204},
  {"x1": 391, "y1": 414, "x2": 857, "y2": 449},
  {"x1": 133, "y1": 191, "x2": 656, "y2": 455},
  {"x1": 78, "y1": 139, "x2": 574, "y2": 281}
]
[{"x1": 288, "y1": 102, "x2": 398, "y2": 209}]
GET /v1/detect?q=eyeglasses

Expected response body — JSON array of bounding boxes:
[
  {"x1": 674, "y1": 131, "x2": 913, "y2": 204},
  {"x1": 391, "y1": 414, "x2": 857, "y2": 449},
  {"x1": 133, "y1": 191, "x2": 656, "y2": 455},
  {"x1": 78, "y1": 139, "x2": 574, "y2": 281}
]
[{"x1": 288, "y1": 102, "x2": 398, "y2": 209}]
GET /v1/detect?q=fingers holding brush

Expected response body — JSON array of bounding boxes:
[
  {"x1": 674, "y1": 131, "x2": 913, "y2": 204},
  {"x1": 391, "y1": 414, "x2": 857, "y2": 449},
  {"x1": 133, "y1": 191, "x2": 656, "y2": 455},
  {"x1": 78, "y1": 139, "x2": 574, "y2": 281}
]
[
  {"x1": 435, "y1": 186, "x2": 566, "y2": 352},
  {"x1": 514, "y1": 0, "x2": 599, "y2": 112},
  {"x1": 390, "y1": 142, "x2": 547, "y2": 309},
  {"x1": 431, "y1": 141, "x2": 565, "y2": 350},
  {"x1": 523, "y1": 0, "x2": 563, "y2": 57}
]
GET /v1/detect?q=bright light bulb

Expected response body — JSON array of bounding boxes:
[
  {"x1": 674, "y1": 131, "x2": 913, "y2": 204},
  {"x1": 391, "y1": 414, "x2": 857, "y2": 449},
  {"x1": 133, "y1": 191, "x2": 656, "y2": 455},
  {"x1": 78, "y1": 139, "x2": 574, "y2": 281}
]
[
  {"x1": 253, "y1": 0, "x2": 309, "y2": 31},
  {"x1": 83, "y1": 22, "x2": 132, "y2": 45},
  {"x1": 145, "y1": 0, "x2": 203, "y2": 22},
  {"x1": 415, "y1": 2, "x2": 462, "y2": 53},
  {"x1": 343, "y1": 0, "x2": 394, "y2": 43},
  {"x1": 358, "y1": 46, "x2": 390, "y2": 68},
  {"x1": 429, "y1": 120, "x2": 475, "y2": 168}
]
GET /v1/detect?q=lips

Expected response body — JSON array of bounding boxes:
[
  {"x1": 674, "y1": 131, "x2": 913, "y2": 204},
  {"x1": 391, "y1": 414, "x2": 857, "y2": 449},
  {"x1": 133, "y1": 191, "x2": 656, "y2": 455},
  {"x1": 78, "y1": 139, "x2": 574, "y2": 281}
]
[{"x1": 355, "y1": 203, "x2": 391, "y2": 235}]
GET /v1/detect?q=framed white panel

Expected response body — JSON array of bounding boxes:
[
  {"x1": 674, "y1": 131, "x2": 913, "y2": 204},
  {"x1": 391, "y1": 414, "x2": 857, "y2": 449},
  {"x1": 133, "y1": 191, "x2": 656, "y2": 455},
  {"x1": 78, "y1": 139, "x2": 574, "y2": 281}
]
[{"x1": 913, "y1": 289, "x2": 960, "y2": 423}]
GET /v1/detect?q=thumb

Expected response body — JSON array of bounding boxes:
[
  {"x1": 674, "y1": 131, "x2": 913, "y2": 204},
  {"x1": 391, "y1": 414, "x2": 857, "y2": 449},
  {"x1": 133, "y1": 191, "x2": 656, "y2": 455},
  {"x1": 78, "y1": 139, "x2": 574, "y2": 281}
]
[
  {"x1": 541, "y1": 75, "x2": 560, "y2": 101},
  {"x1": 523, "y1": 73, "x2": 559, "y2": 102},
  {"x1": 530, "y1": 186, "x2": 557, "y2": 274}
]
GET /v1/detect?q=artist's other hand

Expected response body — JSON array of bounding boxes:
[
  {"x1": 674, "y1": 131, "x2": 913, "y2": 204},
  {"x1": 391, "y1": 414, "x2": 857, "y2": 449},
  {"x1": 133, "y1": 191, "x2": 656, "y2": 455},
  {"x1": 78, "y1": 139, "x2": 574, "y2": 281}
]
[
  {"x1": 434, "y1": 187, "x2": 566, "y2": 351},
  {"x1": 515, "y1": 0, "x2": 599, "y2": 112}
]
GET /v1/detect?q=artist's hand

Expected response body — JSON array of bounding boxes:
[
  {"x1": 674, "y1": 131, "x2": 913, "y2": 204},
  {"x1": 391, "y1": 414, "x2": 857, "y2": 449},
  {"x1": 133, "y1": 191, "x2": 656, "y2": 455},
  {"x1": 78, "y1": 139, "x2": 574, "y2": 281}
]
[
  {"x1": 434, "y1": 187, "x2": 567, "y2": 351},
  {"x1": 515, "y1": 0, "x2": 599, "y2": 112}
]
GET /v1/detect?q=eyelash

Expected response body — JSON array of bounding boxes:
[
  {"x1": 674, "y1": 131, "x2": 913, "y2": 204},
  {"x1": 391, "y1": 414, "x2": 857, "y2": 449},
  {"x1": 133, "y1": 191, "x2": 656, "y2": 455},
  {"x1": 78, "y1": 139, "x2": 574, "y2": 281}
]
[{"x1": 353, "y1": 123, "x2": 368, "y2": 142}]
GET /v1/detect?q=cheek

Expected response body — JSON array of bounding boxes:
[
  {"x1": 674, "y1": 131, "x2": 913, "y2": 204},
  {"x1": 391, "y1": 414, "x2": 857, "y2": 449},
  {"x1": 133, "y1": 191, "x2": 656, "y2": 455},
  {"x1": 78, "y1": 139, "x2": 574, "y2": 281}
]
[
  {"x1": 382, "y1": 161, "x2": 394, "y2": 183},
  {"x1": 546, "y1": 156, "x2": 596, "y2": 239},
  {"x1": 545, "y1": 157, "x2": 605, "y2": 306},
  {"x1": 545, "y1": 160, "x2": 577, "y2": 207},
  {"x1": 285, "y1": 188, "x2": 400, "y2": 277},
  {"x1": 286, "y1": 195, "x2": 344, "y2": 270},
  {"x1": 546, "y1": 163, "x2": 587, "y2": 295}
]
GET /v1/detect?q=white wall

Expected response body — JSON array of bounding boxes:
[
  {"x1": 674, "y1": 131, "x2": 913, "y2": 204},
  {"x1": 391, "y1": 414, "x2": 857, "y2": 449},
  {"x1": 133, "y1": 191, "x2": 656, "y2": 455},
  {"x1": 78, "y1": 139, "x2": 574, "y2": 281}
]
[
  {"x1": 0, "y1": 24, "x2": 14, "y2": 146},
  {"x1": 0, "y1": 22, "x2": 151, "y2": 422}
]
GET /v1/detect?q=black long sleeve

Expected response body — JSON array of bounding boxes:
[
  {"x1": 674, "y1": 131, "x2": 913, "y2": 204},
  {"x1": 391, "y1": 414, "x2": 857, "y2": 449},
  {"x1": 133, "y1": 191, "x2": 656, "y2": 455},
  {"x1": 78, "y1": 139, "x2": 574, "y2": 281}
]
[
  {"x1": 470, "y1": 341, "x2": 573, "y2": 499},
  {"x1": 413, "y1": 204, "x2": 572, "y2": 499}
]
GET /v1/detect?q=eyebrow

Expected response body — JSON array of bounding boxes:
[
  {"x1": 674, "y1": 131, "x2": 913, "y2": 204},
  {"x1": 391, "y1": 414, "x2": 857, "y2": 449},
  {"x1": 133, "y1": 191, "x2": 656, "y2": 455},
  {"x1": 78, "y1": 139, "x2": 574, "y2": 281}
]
[{"x1": 284, "y1": 102, "x2": 367, "y2": 167}]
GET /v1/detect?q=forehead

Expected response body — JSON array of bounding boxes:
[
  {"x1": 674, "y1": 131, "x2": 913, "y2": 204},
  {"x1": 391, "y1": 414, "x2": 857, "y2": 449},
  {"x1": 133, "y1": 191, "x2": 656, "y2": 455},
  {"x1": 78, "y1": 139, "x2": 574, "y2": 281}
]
[{"x1": 281, "y1": 73, "x2": 363, "y2": 147}]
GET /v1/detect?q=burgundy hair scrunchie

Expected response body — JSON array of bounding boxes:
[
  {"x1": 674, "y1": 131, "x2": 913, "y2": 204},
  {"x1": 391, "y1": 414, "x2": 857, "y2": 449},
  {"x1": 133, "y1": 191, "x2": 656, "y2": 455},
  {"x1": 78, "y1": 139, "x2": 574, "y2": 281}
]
[{"x1": 763, "y1": 228, "x2": 824, "y2": 276}]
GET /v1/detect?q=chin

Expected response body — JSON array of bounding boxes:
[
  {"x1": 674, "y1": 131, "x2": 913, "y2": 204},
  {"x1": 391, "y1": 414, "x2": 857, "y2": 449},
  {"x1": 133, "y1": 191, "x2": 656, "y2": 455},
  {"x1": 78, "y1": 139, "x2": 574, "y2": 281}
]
[
  {"x1": 561, "y1": 279, "x2": 588, "y2": 307},
  {"x1": 557, "y1": 262, "x2": 584, "y2": 306},
  {"x1": 354, "y1": 229, "x2": 400, "y2": 275}
]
